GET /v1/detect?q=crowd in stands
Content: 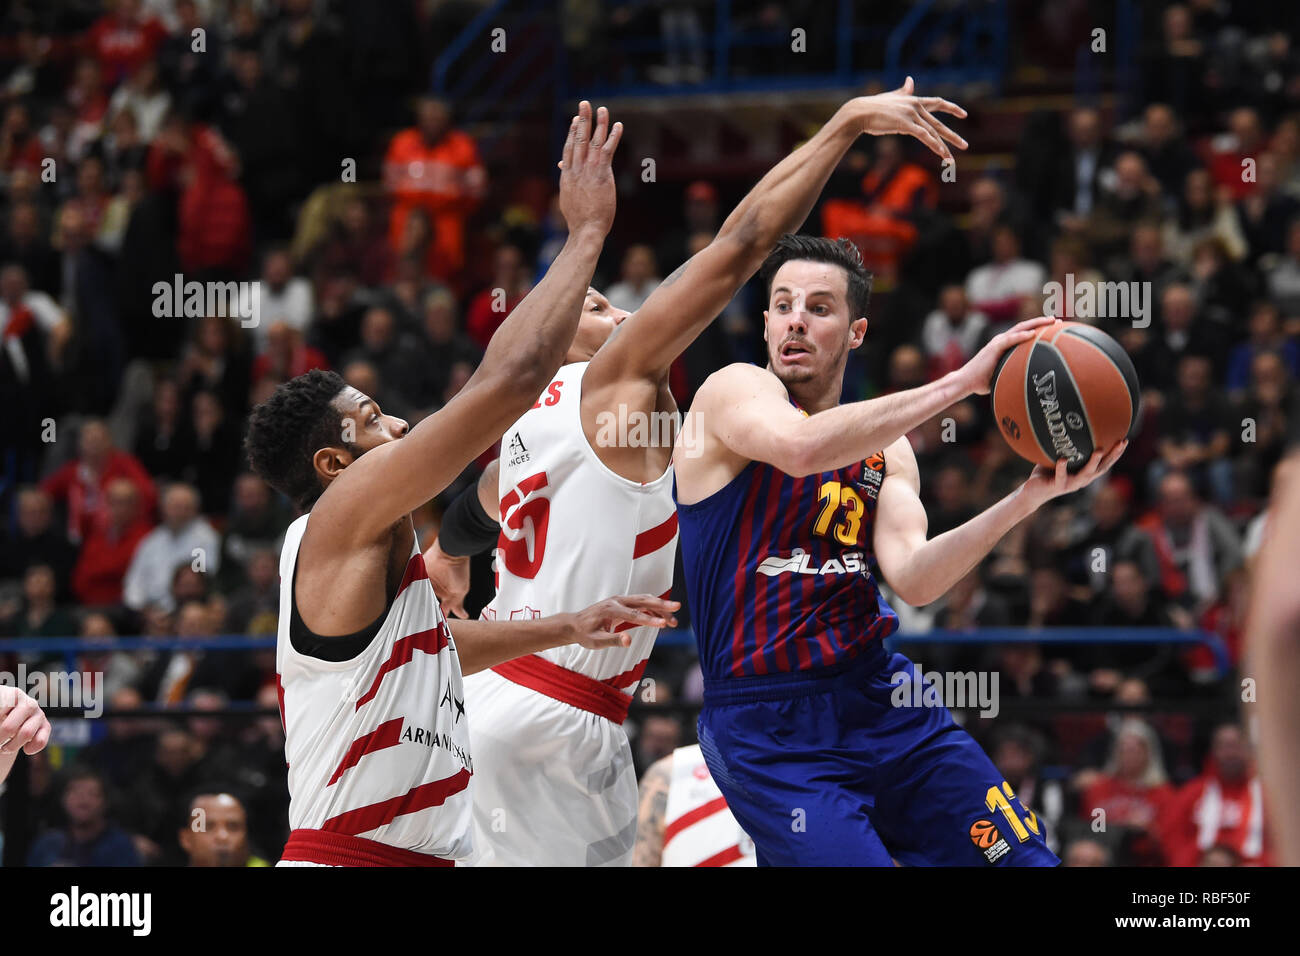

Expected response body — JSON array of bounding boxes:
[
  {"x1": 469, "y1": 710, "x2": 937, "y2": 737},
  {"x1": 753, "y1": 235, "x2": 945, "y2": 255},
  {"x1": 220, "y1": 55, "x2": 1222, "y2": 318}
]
[{"x1": 1, "y1": 1, "x2": 1294, "y2": 866}]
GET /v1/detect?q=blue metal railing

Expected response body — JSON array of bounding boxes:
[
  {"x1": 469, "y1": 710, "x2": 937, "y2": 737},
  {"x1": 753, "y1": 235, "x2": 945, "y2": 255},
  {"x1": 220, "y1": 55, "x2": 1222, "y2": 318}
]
[{"x1": 4, "y1": 627, "x2": 1232, "y2": 680}]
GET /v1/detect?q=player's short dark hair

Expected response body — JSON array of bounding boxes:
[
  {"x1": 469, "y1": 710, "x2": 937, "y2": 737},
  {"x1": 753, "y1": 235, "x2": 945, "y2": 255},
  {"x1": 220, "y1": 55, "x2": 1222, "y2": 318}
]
[
  {"x1": 759, "y1": 234, "x2": 873, "y2": 321},
  {"x1": 244, "y1": 368, "x2": 350, "y2": 510}
]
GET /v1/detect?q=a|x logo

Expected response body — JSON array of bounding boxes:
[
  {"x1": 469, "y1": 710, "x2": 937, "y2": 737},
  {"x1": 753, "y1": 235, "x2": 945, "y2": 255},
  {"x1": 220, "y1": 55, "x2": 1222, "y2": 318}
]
[{"x1": 440, "y1": 682, "x2": 466, "y2": 723}]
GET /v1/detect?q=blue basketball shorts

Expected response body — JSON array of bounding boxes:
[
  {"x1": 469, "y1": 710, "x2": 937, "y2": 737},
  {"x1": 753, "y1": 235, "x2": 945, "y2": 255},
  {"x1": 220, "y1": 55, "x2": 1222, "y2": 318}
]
[{"x1": 697, "y1": 642, "x2": 1060, "y2": 867}]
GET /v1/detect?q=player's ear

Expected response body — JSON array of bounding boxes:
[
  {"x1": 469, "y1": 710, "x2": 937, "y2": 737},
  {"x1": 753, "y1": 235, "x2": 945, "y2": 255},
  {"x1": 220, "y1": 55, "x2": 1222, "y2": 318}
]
[
  {"x1": 762, "y1": 311, "x2": 769, "y2": 342},
  {"x1": 850, "y1": 316, "x2": 868, "y2": 349},
  {"x1": 313, "y1": 444, "x2": 356, "y2": 484}
]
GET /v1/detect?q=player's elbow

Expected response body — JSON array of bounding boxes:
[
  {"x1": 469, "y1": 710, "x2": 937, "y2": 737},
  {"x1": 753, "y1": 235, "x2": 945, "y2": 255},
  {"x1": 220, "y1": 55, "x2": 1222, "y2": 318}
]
[{"x1": 780, "y1": 431, "x2": 825, "y2": 478}]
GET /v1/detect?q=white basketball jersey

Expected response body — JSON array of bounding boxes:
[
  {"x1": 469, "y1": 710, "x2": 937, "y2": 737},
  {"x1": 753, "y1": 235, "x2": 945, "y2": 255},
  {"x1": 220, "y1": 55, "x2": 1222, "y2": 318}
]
[
  {"x1": 662, "y1": 744, "x2": 756, "y2": 867},
  {"x1": 484, "y1": 361, "x2": 677, "y2": 694},
  {"x1": 276, "y1": 514, "x2": 474, "y2": 859}
]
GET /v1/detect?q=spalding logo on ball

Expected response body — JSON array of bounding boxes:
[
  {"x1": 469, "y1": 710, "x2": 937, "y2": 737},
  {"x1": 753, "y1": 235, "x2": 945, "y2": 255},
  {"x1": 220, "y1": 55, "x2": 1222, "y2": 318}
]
[{"x1": 991, "y1": 320, "x2": 1140, "y2": 471}]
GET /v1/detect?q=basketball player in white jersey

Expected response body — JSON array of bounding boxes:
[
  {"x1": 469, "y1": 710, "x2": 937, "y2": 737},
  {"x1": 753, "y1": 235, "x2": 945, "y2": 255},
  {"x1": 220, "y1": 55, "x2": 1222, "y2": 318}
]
[
  {"x1": 633, "y1": 743, "x2": 756, "y2": 867},
  {"x1": 245, "y1": 104, "x2": 679, "y2": 867},
  {"x1": 423, "y1": 79, "x2": 971, "y2": 866}
]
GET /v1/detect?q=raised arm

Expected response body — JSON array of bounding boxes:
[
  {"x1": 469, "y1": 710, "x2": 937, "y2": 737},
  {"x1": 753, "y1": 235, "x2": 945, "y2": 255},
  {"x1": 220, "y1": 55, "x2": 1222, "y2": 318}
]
[
  {"x1": 587, "y1": 78, "x2": 966, "y2": 387},
  {"x1": 685, "y1": 318, "x2": 1047, "y2": 486},
  {"x1": 321, "y1": 103, "x2": 622, "y2": 541},
  {"x1": 872, "y1": 437, "x2": 1125, "y2": 607}
]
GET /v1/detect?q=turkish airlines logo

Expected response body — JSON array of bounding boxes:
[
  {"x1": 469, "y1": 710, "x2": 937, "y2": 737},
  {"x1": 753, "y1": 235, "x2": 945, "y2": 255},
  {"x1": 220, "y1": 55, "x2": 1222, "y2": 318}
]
[{"x1": 755, "y1": 548, "x2": 866, "y2": 577}]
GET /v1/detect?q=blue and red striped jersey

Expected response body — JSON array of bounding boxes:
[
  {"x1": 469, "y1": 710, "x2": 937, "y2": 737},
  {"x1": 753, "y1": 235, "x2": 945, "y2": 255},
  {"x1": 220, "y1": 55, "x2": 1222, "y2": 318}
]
[{"x1": 676, "y1": 450, "x2": 899, "y2": 681}]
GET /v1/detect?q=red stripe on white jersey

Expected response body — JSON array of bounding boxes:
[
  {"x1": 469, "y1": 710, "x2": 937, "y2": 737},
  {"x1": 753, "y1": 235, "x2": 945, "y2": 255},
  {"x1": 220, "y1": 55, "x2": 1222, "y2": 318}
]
[
  {"x1": 663, "y1": 795, "x2": 729, "y2": 847},
  {"x1": 320, "y1": 767, "x2": 472, "y2": 836},
  {"x1": 633, "y1": 512, "x2": 678, "y2": 558},
  {"x1": 695, "y1": 844, "x2": 746, "y2": 867},
  {"x1": 354, "y1": 623, "x2": 450, "y2": 710},
  {"x1": 327, "y1": 716, "x2": 405, "y2": 786}
]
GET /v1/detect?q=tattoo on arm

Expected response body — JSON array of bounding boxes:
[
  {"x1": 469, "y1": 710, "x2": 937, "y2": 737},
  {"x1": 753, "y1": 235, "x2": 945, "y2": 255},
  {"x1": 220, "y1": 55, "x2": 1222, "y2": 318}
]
[
  {"x1": 658, "y1": 260, "x2": 689, "y2": 288},
  {"x1": 632, "y1": 758, "x2": 671, "y2": 867}
]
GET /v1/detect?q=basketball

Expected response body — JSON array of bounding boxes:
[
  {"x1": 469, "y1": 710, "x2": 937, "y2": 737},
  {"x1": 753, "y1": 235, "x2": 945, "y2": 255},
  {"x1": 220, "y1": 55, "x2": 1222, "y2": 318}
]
[{"x1": 991, "y1": 320, "x2": 1140, "y2": 471}]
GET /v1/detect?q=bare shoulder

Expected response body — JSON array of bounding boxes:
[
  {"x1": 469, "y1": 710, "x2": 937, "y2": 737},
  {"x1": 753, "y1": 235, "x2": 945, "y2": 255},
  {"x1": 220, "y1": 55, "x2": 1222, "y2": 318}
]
[
  {"x1": 883, "y1": 434, "x2": 920, "y2": 488},
  {"x1": 696, "y1": 362, "x2": 786, "y2": 410}
]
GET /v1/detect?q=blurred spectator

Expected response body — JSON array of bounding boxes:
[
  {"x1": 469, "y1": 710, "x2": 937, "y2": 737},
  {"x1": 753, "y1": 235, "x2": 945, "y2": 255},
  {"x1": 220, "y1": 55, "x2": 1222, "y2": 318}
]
[
  {"x1": 85, "y1": 0, "x2": 167, "y2": 88},
  {"x1": 1079, "y1": 151, "x2": 1165, "y2": 266},
  {"x1": 0, "y1": 201, "x2": 60, "y2": 295},
  {"x1": 1233, "y1": 351, "x2": 1293, "y2": 499},
  {"x1": 251, "y1": 248, "x2": 313, "y2": 352},
  {"x1": 1236, "y1": 153, "x2": 1300, "y2": 263},
  {"x1": 1165, "y1": 168, "x2": 1249, "y2": 267},
  {"x1": 143, "y1": 600, "x2": 259, "y2": 704},
  {"x1": 1226, "y1": 300, "x2": 1299, "y2": 393},
  {"x1": 342, "y1": 306, "x2": 428, "y2": 417},
  {"x1": 384, "y1": 95, "x2": 486, "y2": 284},
  {"x1": 179, "y1": 790, "x2": 269, "y2": 867},
  {"x1": 1062, "y1": 838, "x2": 1113, "y2": 866},
  {"x1": 0, "y1": 487, "x2": 77, "y2": 599},
  {"x1": 465, "y1": 243, "x2": 533, "y2": 349},
  {"x1": 70, "y1": 477, "x2": 151, "y2": 607},
  {"x1": 606, "y1": 244, "x2": 661, "y2": 314},
  {"x1": 415, "y1": 286, "x2": 481, "y2": 406},
  {"x1": 920, "y1": 284, "x2": 988, "y2": 378},
  {"x1": 1068, "y1": 480, "x2": 1159, "y2": 594},
  {"x1": 1151, "y1": 354, "x2": 1235, "y2": 503},
  {"x1": 146, "y1": 109, "x2": 251, "y2": 275},
  {"x1": 1053, "y1": 108, "x2": 1116, "y2": 231},
  {"x1": 0, "y1": 565, "x2": 75, "y2": 664},
  {"x1": 1139, "y1": 470, "x2": 1243, "y2": 617},
  {"x1": 123, "y1": 483, "x2": 220, "y2": 613},
  {"x1": 1159, "y1": 723, "x2": 1270, "y2": 867},
  {"x1": 1208, "y1": 107, "x2": 1266, "y2": 203},
  {"x1": 221, "y1": 473, "x2": 291, "y2": 574},
  {"x1": 1078, "y1": 718, "x2": 1174, "y2": 864},
  {"x1": 964, "y1": 224, "x2": 1046, "y2": 324},
  {"x1": 634, "y1": 714, "x2": 682, "y2": 779},
  {"x1": 1265, "y1": 217, "x2": 1300, "y2": 319},
  {"x1": 225, "y1": 547, "x2": 279, "y2": 633},
  {"x1": 133, "y1": 377, "x2": 191, "y2": 482},
  {"x1": 657, "y1": 180, "x2": 719, "y2": 273},
  {"x1": 26, "y1": 766, "x2": 141, "y2": 867},
  {"x1": 108, "y1": 60, "x2": 170, "y2": 143},
  {"x1": 1137, "y1": 103, "x2": 1201, "y2": 200},
  {"x1": 42, "y1": 419, "x2": 157, "y2": 544}
]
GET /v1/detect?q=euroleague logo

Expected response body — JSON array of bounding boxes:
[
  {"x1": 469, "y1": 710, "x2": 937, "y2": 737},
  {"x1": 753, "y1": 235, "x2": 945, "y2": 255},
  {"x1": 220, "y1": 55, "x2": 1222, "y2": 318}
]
[
  {"x1": 969, "y1": 819, "x2": 1012, "y2": 864},
  {"x1": 1000, "y1": 415, "x2": 1021, "y2": 440}
]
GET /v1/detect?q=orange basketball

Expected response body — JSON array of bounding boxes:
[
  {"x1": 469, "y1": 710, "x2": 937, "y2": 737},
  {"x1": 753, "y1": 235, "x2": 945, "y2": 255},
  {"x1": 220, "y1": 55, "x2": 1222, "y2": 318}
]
[
  {"x1": 991, "y1": 320, "x2": 1140, "y2": 470},
  {"x1": 969, "y1": 819, "x2": 1001, "y2": 849}
]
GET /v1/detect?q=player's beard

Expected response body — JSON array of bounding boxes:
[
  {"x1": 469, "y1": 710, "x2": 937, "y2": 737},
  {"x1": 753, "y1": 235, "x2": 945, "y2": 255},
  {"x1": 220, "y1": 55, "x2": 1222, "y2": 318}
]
[{"x1": 769, "y1": 337, "x2": 844, "y2": 388}]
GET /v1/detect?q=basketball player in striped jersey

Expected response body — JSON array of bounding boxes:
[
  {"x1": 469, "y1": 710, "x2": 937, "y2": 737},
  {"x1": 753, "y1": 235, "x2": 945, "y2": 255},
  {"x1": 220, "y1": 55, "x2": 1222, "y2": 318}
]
[
  {"x1": 424, "y1": 78, "x2": 970, "y2": 866},
  {"x1": 633, "y1": 744, "x2": 756, "y2": 867},
  {"x1": 245, "y1": 104, "x2": 678, "y2": 867},
  {"x1": 674, "y1": 235, "x2": 1128, "y2": 865}
]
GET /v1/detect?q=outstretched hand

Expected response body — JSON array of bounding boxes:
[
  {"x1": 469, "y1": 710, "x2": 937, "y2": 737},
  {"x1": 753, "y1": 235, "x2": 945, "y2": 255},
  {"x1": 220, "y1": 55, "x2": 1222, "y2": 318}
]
[
  {"x1": 557, "y1": 100, "x2": 624, "y2": 239},
  {"x1": 856, "y1": 76, "x2": 968, "y2": 162},
  {"x1": 566, "y1": 594, "x2": 681, "y2": 651},
  {"x1": 1023, "y1": 441, "x2": 1129, "y2": 504}
]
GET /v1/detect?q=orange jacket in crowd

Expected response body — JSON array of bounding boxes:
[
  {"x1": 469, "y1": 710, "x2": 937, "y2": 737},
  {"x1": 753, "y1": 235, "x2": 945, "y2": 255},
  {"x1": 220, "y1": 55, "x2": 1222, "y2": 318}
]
[
  {"x1": 821, "y1": 161, "x2": 936, "y2": 286},
  {"x1": 384, "y1": 127, "x2": 486, "y2": 282}
]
